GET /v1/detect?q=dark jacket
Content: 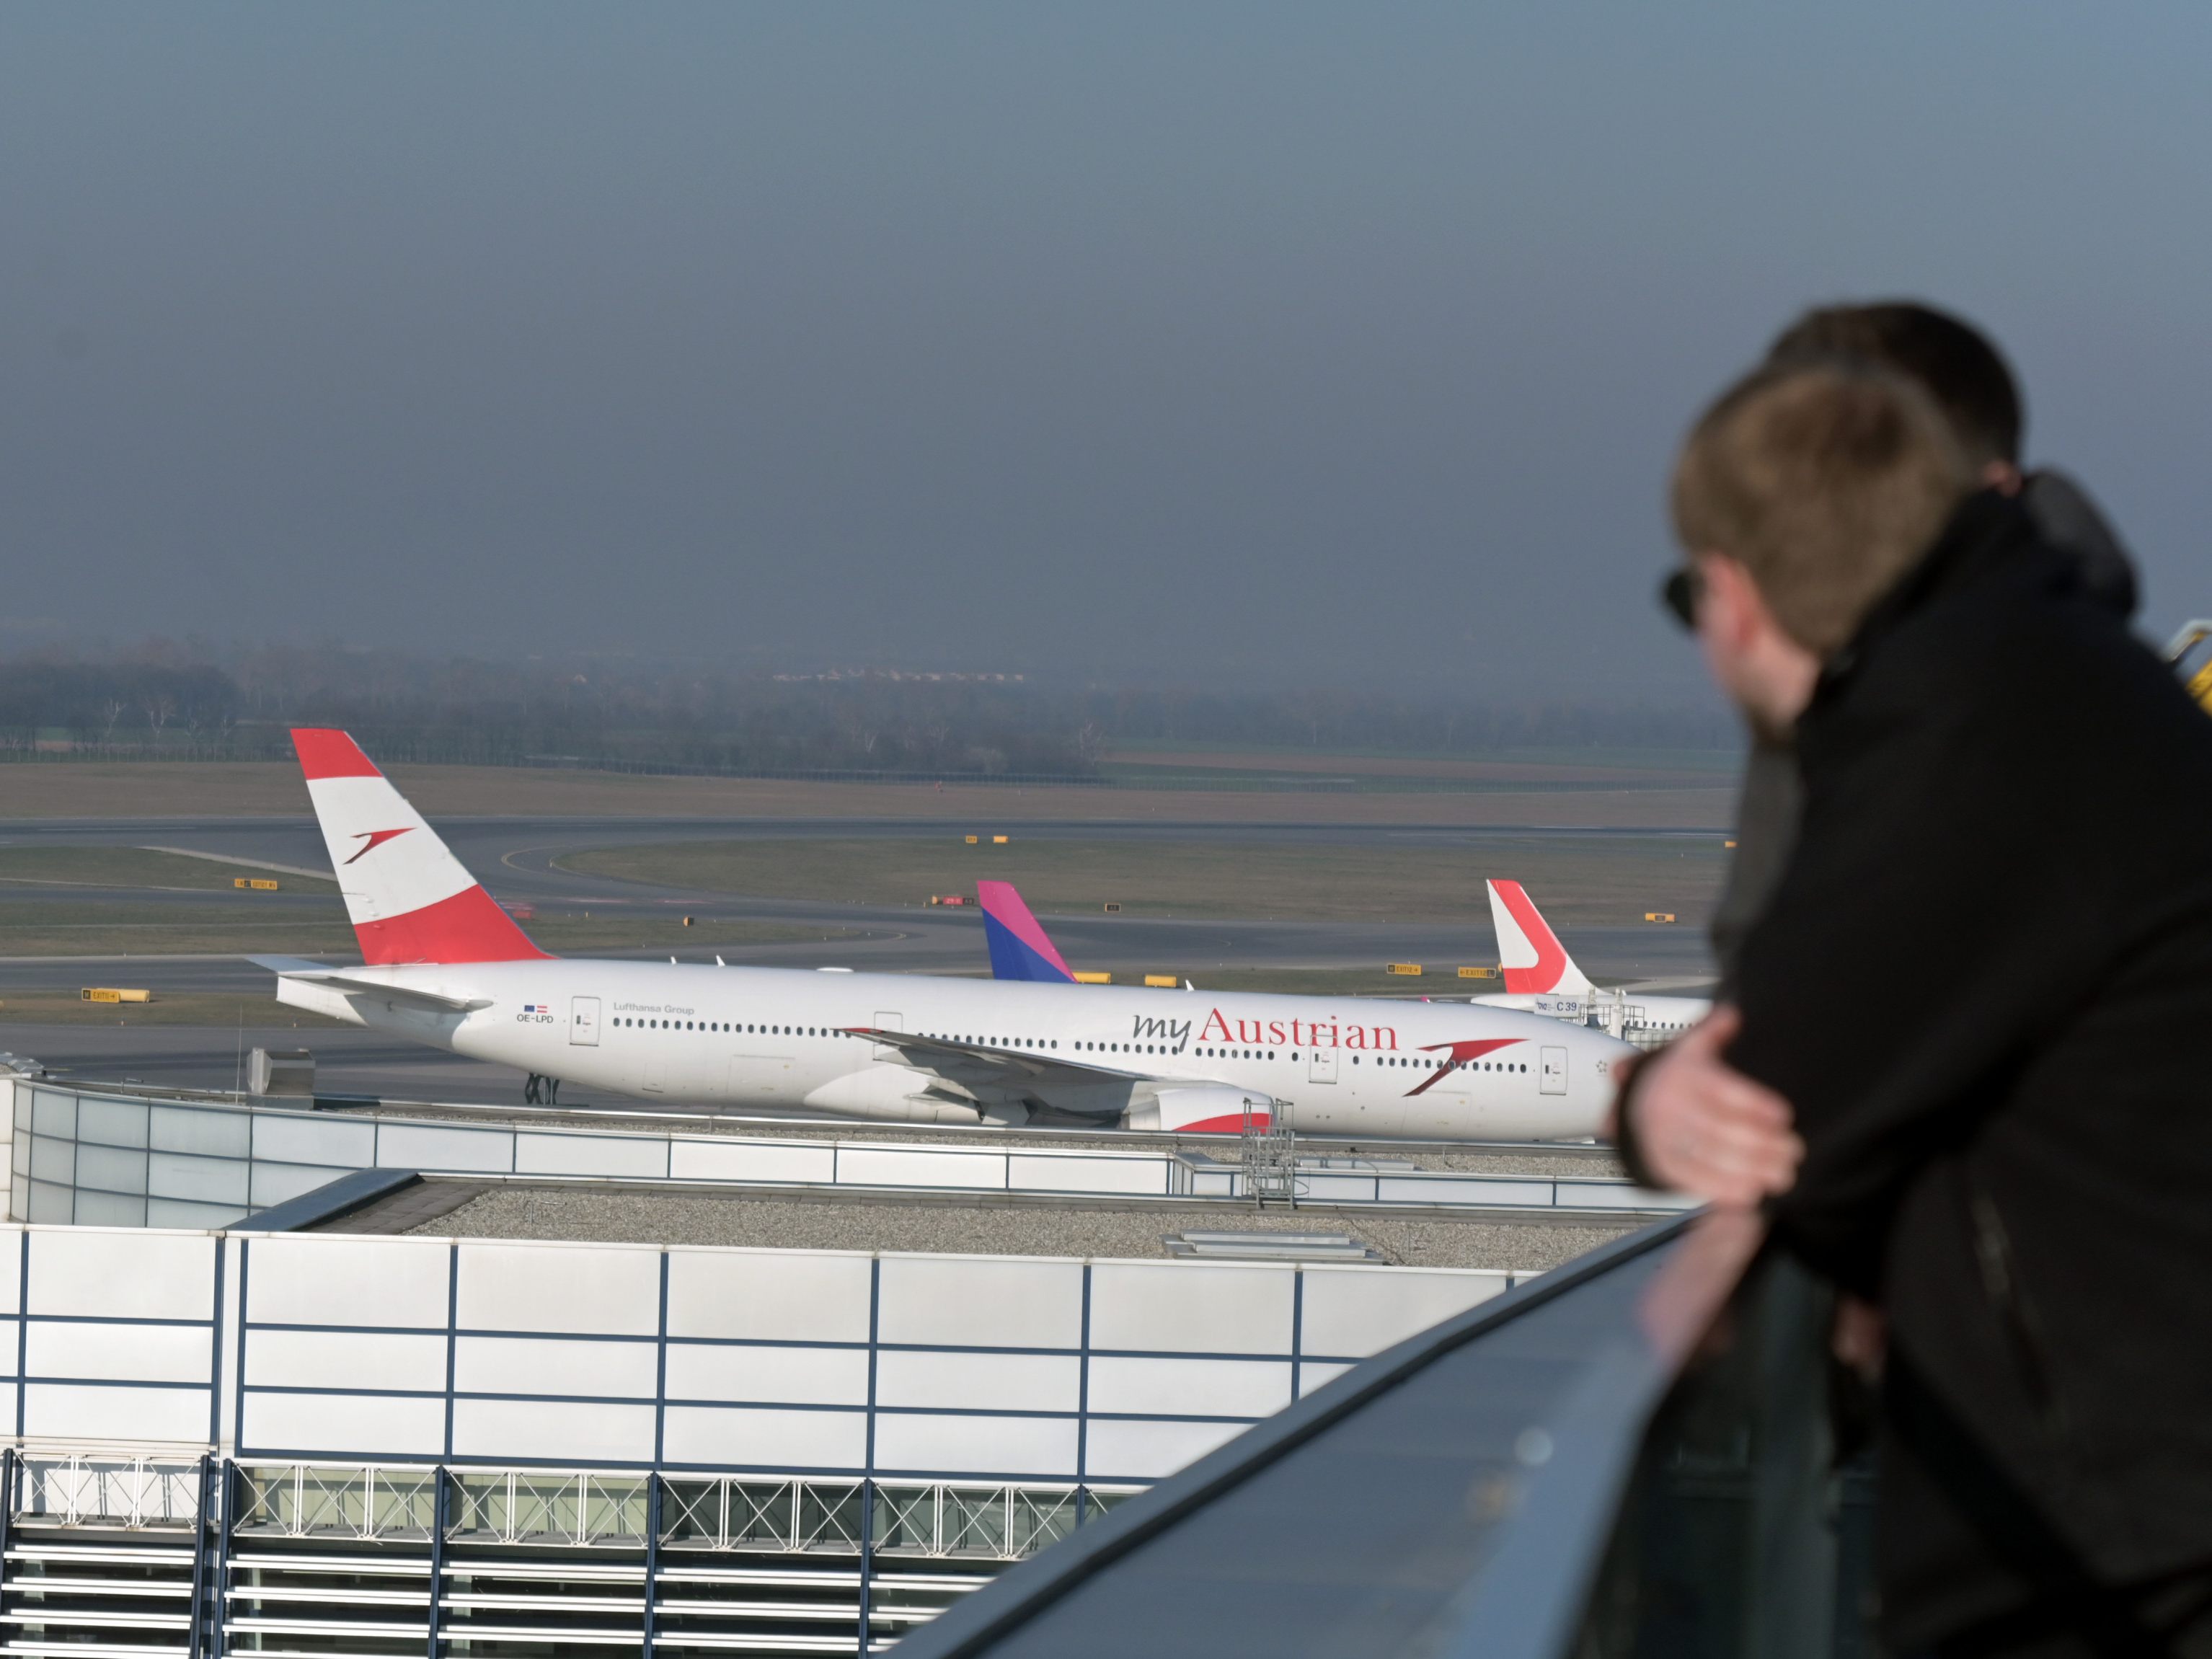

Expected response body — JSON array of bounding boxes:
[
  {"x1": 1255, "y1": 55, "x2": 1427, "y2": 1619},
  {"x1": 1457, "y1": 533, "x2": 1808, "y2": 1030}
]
[
  {"x1": 1727, "y1": 492, "x2": 2212, "y2": 1621},
  {"x1": 1707, "y1": 469, "x2": 2141, "y2": 997},
  {"x1": 1707, "y1": 733, "x2": 1797, "y2": 999}
]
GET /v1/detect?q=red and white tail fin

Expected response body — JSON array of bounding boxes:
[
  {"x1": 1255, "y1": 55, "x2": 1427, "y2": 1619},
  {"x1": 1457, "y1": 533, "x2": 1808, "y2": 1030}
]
[
  {"x1": 291, "y1": 729, "x2": 550, "y2": 965},
  {"x1": 1487, "y1": 880, "x2": 1592, "y2": 996}
]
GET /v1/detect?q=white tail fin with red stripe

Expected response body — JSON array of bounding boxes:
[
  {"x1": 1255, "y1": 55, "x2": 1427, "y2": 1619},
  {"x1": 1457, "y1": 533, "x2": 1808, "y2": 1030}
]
[
  {"x1": 1487, "y1": 879, "x2": 1592, "y2": 996},
  {"x1": 291, "y1": 729, "x2": 549, "y2": 965}
]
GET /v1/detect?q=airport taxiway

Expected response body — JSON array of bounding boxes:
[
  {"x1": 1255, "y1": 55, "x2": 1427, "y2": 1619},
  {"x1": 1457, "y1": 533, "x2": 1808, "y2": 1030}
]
[
  {"x1": 1, "y1": 812, "x2": 1717, "y2": 1103},
  {"x1": 1, "y1": 813, "x2": 1723, "y2": 979}
]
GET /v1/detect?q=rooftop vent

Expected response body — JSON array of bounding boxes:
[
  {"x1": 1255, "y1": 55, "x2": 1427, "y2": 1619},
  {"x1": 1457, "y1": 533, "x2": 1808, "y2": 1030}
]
[{"x1": 1164, "y1": 1231, "x2": 1382, "y2": 1263}]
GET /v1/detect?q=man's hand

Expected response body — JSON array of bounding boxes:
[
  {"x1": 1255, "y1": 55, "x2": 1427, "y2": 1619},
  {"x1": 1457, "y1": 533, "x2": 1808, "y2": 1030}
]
[
  {"x1": 1620, "y1": 1005, "x2": 1803, "y2": 1208},
  {"x1": 1832, "y1": 1292, "x2": 1886, "y2": 1382}
]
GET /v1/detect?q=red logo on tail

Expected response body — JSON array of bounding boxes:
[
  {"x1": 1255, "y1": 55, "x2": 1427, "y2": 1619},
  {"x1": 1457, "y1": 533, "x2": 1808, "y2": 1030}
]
[
  {"x1": 1493, "y1": 880, "x2": 1569, "y2": 994},
  {"x1": 344, "y1": 828, "x2": 414, "y2": 865}
]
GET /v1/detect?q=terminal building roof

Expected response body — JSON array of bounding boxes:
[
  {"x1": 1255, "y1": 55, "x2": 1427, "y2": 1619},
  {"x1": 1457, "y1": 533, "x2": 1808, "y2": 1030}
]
[{"x1": 360, "y1": 1177, "x2": 1634, "y2": 1271}]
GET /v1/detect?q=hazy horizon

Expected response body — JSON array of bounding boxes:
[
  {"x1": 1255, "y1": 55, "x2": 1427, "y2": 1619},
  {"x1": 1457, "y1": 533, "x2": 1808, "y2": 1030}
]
[{"x1": 6, "y1": 5, "x2": 2209, "y2": 697}]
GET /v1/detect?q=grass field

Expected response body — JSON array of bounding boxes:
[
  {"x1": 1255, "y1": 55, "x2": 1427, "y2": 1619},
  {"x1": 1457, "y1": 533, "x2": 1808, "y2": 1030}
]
[
  {"x1": 730, "y1": 964, "x2": 1486, "y2": 996},
  {"x1": 0, "y1": 848, "x2": 858, "y2": 957},
  {"x1": 1097, "y1": 747, "x2": 1738, "y2": 788},
  {"x1": 0, "y1": 846, "x2": 337, "y2": 892},
  {"x1": 0, "y1": 759, "x2": 1737, "y2": 828},
  {"x1": 0, "y1": 905, "x2": 856, "y2": 959},
  {"x1": 1098, "y1": 741, "x2": 1741, "y2": 774},
  {"x1": 0, "y1": 901, "x2": 358, "y2": 957},
  {"x1": 0, "y1": 991, "x2": 356, "y2": 1029},
  {"x1": 1030, "y1": 967, "x2": 1500, "y2": 996},
  {"x1": 558, "y1": 833, "x2": 1728, "y2": 926}
]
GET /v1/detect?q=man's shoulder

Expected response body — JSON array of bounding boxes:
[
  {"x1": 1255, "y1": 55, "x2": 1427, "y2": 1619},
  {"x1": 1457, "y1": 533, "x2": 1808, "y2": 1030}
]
[
  {"x1": 1855, "y1": 549, "x2": 2181, "y2": 734},
  {"x1": 1799, "y1": 554, "x2": 2212, "y2": 860},
  {"x1": 2022, "y1": 469, "x2": 2138, "y2": 621}
]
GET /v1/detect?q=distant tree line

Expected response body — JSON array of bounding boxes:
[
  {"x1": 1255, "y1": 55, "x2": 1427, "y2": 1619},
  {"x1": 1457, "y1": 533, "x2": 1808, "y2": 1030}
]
[{"x1": 0, "y1": 643, "x2": 1734, "y2": 776}]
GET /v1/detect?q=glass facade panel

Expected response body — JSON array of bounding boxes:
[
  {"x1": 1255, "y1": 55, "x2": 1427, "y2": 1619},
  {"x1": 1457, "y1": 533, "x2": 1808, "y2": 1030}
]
[
  {"x1": 146, "y1": 1150, "x2": 249, "y2": 1205},
  {"x1": 144, "y1": 1197, "x2": 249, "y2": 1229},
  {"x1": 27, "y1": 1178, "x2": 74, "y2": 1224},
  {"x1": 31, "y1": 1090, "x2": 76, "y2": 1139},
  {"x1": 76, "y1": 1097, "x2": 151, "y2": 1149},
  {"x1": 70, "y1": 1190, "x2": 148, "y2": 1228},
  {"x1": 74, "y1": 1143, "x2": 149, "y2": 1196},
  {"x1": 149, "y1": 1105, "x2": 251, "y2": 1158},
  {"x1": 28, "y1": 1139, "x2": 75, "y2": 1188}
]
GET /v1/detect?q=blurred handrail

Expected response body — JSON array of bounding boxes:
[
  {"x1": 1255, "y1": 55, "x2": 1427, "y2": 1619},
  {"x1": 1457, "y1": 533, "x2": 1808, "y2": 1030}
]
[
  {"x1": 1430, "y1": 1206, "x2": 1768, "y2": 1658},
  {"x1": 893, "y1": 1206, "x2": 1761, "y2": 1659}
]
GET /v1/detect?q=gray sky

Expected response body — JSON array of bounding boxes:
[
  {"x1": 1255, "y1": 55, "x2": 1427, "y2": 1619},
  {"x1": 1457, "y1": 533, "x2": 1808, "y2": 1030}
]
[{"x1": 4, "y1": 4, "x2": 2208, "y2": 699}]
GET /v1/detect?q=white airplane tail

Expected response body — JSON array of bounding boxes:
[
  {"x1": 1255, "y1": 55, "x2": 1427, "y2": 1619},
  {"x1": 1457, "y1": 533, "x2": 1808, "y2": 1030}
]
[
  {"x1": 291, "y1": 728, "x2": 549, "y2": 965},
  {"x1": 1487, "y1": 879, "x2": 1592, "y2": 996}
]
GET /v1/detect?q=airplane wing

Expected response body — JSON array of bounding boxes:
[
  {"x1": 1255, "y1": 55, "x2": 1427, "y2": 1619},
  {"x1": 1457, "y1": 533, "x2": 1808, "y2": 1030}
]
[
  {"x1": 252, "y1": 958, "x2": 492, "y2": 1014},
  {"x1": 839, "y1": 1027, "x2": 1271, "y2": 1131},
  {"x1": 839, "y1": 1027, "x2": 1145, "y2": 1090}
]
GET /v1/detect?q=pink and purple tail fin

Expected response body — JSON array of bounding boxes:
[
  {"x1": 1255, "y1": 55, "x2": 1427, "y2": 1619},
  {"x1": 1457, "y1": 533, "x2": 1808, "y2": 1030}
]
[{"x1": 976, "y1": 880, "x2": 1077, "y2": 983}]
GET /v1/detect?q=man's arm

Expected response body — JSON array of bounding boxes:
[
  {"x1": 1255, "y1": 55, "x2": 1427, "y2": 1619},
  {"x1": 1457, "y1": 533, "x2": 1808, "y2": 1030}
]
[
  {"x1": 1722, "y1": 691, "x2": 2117, "y2": 1293},
  {"x1": 1611, "y1": 1007, "x2": 1801, "y2": 1206},
  {"x1": 1709, "y1": 737, "x2": 1802, "y2": 999}
]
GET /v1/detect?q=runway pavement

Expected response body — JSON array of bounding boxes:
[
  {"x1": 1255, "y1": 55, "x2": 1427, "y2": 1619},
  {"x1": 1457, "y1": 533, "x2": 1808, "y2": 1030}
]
[
  {"x1": 1, "y1": 813, "x2": 1722, "y2": 978},
  {"x1": 1, "y1": 812, "x2": 1719, "y2": 1102}
]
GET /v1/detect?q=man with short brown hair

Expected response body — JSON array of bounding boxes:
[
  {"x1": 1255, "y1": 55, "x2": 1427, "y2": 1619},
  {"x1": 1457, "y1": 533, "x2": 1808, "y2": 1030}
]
[
  {"x1": 1619, "y1": 359, "x2": 2212, "y2": 1655},
  {"x1": 1700, "y1": 302, "x2": 2138, "y2": 985},
  {"x1": 1672, "y1": 360, "x2": 1973, "y2": 660}
]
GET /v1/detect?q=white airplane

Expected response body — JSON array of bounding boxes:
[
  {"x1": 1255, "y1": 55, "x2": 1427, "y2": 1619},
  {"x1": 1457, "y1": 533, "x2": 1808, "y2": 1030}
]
[
  {"x1": 255, "y1": 730, "x2": 1630, "y2": 1140},
  {"x1": 1471, "y1": 879, "x2": 1712, "y2": 1048}
]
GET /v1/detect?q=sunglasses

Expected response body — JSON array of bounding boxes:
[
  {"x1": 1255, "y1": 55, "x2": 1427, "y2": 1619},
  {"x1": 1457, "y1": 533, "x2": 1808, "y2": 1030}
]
[{"x1": 1660, "y1": 565, "x2": 1704, "y2": 630}]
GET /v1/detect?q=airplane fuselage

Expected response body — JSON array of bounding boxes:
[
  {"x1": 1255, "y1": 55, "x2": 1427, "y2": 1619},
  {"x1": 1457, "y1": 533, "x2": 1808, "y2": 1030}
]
[
  {"x1": 282, "y1": 960, "x2": 1627, "y2": 1141},
  {"x1": 1471, "y1": 988, "x2": 1712, "y2": 1050}
]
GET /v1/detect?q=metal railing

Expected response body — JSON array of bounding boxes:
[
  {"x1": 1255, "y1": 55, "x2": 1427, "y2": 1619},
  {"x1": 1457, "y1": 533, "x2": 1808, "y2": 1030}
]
[
  {"x1": 14, "y1": 1454, "x2": 203, "y2": 1529},
  {"x1": 9, "y1": 1075, "x2": 1677, "y2": 1231},
  {"x1": 872, "y1": 1485, "x2": 1084, "y2": 1560},
  {"x1": 234, "y1": 1461, "x2": 435, "y2": 1541},
  {"x1": 3, "y1": 1456, "x2": 1141, "y2": 1656},
  {"x1": 884, "y1": 1213, "x2": 1885, "y2": 1659},
  {"x1": 449, "y1": 1469, "x2": 651, "y2": 1547},
  {"x1": 663, "y1": 1476, "x2": 866, "y2": 1554}
]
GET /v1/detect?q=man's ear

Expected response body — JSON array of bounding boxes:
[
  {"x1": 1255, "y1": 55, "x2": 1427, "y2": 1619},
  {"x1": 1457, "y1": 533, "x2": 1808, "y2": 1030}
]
[
  {"x1": 1694, "y1": 553, "x2": 1764, "y2": 648},
  {"x1": 1694, "y1": 551, "x2": 1821, "y2": 733}
]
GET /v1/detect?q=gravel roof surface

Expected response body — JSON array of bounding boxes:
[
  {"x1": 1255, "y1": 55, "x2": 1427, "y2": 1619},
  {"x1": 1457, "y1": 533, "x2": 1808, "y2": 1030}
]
[
  {"x1": 409, "y1": 1184, "x2": 1633, "y2": 1271},
  {"x1": 336, "y1": 1104, "x2": 1623, "y2": 1177}
]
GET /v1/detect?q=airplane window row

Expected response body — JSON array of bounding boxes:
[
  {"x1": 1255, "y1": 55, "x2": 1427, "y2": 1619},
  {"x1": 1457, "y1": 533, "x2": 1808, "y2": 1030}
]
[
  {"x1": 615, "y1": 1019, "x2": 836, "y2": 1034},
  {"x1": 602, "y1": 1021, "x2": 1533, "y2": 1076},
  {"x1": 1182, "y1": 1044, "x2": 1527, "y2": 1074}
]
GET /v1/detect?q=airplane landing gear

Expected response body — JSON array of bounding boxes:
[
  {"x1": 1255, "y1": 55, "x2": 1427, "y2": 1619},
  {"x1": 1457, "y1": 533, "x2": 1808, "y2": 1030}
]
[{"x1": 524, "y1": 1074, "x2": 562, "y2": 1105}]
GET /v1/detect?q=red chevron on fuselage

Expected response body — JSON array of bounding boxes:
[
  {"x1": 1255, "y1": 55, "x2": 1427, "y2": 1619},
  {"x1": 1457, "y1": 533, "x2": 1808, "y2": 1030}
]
[{"x1": 1407, "y1": 1038, "x2": 1526, "y2": 1095}]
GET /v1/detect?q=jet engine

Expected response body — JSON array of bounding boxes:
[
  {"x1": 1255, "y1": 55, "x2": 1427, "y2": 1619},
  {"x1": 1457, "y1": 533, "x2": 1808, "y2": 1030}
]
[
  {"x1": 804, "y1": 1066, "x2": 994, "y2": 1125},
  {"x1": 1125, "y1": 1086, "x2": 1276, "y2": 1134}
]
